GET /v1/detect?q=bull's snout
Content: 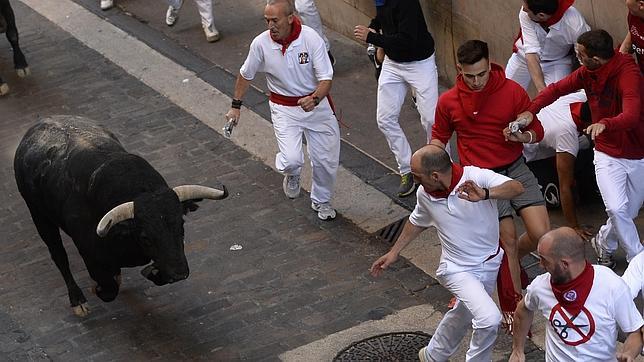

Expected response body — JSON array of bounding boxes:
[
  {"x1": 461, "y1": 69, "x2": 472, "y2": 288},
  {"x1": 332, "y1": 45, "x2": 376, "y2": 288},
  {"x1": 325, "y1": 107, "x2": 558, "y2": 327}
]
[{"x1": 141, "y1": 263, "x2": 189, "y2": 285}]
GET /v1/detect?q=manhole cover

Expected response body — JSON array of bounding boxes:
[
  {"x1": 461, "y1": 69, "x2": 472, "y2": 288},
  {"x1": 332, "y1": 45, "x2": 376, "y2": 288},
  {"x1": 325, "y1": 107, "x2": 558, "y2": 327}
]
[{"x1": 334, "y1": 332, "x2": 432, "y2": 361}]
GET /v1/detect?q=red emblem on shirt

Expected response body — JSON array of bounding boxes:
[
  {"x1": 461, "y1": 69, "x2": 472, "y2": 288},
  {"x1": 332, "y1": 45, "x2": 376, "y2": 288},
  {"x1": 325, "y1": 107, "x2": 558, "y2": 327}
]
[{"x1": 548, "y1": 304, "x2": 596, "y2": 346}]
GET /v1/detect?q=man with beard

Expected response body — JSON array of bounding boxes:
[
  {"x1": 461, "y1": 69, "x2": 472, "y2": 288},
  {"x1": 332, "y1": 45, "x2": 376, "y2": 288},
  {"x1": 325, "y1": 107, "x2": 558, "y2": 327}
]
[
  {"x1": 520, "y1": 29, "x2": 644, "y2": 269},
  {"x1": 510, "y1": 227, "x2": 643, "y2": 361},
  {"x1": 370, "y1": 145, "x2": 524, "y2": 361}
]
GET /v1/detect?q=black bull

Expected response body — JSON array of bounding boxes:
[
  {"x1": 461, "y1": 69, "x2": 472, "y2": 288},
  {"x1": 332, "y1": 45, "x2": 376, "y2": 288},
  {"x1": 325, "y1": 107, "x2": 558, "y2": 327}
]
[
  {"x1": 0, "y1": 0, "x2": 30, "y2": 96},
  {"x1": 13, "y1": 116, "x2": 227, "y2": 316}
]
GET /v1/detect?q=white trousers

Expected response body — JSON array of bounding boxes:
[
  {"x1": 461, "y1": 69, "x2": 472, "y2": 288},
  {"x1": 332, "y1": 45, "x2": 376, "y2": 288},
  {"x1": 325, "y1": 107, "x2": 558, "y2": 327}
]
[
  {"x1": 505, "y1": 53, "x2": 572, "y2": 90},
  {"x1": 593, "y1": 150, "x2": 644, "y2": 261},
  {"x1": 295, "y1": 0, "x2": 330, "y2": 51},
  {"x1": 377, "y1": 55, "x2": 439, "y2": 174},
  {"x1": 424, "y1": 252, "x2": 503, "y2": 362},
  {"x1": 270, "y1": 99, "x2": 340, "y2": 204},
  {"x1": 167, "y1": 0, "x2": 214, "y2": 29}
]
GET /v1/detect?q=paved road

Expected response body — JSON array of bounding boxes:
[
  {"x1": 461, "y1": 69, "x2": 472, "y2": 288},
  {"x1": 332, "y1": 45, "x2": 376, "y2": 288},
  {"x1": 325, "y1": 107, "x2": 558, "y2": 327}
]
[{"x1": 0, "y1": 2, "x2": 452, "y2": 361}]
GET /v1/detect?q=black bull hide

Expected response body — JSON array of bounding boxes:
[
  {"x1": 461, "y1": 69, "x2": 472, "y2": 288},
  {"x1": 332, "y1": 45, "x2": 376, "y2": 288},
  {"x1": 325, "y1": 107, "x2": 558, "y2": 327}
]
[
  {"x1": 0, "y1": 0, "x2": 30, "y2": 95},
  {"x1": 13, "y1": 116, "x2": 227, "y2": 316}
]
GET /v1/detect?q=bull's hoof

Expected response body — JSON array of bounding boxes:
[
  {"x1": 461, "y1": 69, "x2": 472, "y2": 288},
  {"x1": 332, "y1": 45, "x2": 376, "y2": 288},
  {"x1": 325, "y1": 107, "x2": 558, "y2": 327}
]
[
  {"x1": 16, "y1": 67, "x2": 31, "y2": 78},
  {"x1": 0, "y1": 83, "x2": 8, "y2": 96},
  {"x1": 72, "y1": 303, "x2": 91, "y2": 317},
  {"x1": 91, "y1": 284, "x2": 118, "y2": 302}
]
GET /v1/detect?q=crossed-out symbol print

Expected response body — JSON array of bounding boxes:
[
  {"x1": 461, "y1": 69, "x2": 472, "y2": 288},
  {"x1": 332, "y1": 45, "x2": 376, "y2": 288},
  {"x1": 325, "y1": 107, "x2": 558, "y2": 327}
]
[{"x1": 548, "y1": 304, "x2": 596, "y2": 346}]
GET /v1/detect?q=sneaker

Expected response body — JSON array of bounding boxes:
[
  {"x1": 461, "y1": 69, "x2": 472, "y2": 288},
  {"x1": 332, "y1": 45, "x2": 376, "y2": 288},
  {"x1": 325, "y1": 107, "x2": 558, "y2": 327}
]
[
  {"x1": 418, "y1": 347, "x2": 429, "y2": 362},
  {"x1": 100, "y1": 0, "x2": 113, "y2": 10},
  {"x1": 397, "y1": 172, "x2": 415, "y2": 197},
  {"x1": 165, "y1": 3, "x2": 181, "y2": 26},
  {"x1": 328, "y1": 51, "x2": 336, "y2": 66},
  {"x1": 282, "y1": 175, "x2": 301, "y2": 199},
  {"x1": 0, "y1": 83, "x2": 8, "y2": 96},
  {"x1": 590, "y1": 236, "x2": 616, "y2": 269},
  {"x1": 311, "y1": 202, "x2": 336, "y2": 220},
  {"x1": 203, "y1": 24, "x2": 221, "y2": 43}
]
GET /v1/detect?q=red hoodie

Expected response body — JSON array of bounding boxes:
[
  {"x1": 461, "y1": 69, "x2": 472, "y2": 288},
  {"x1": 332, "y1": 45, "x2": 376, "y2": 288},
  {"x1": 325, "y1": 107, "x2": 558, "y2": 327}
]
[
  {"x1": 432, "y1": 64, "x2": 545, "y2": 169},
  {"x1": 529, "y1": 53, "x2": 644, "y2": 159}
]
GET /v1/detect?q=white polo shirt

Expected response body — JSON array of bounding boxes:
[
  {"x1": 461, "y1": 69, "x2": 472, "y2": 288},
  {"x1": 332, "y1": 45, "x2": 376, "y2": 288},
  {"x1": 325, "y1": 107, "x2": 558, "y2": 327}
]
[
  {"x1": 239, "y1": 25, "x2": 333, "y2": 97},
  {"x1": 523, "y1": 91, "x2": 587, "y2": 162},
  {"x1": 409, "y1": 166, "x2": 511, "y2": 272},
  {"x1": 525, "y1": 265, "x2": 644, "y2": 362},
  {"x1": 514, "y1": 6, "x2": 590, "y2": 64}
]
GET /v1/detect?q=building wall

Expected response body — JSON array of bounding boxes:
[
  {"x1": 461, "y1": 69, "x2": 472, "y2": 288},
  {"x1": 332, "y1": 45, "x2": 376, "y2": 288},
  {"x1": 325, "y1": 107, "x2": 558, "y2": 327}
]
[{"x1": 319, "y1": 0, "x2": 630, "y2": 84}]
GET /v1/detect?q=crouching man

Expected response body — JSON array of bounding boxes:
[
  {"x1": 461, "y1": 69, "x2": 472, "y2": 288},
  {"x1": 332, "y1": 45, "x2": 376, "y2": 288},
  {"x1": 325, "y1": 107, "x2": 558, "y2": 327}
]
[{"x1": 370, "y1": 144, "x2": 524, "y2": 361}]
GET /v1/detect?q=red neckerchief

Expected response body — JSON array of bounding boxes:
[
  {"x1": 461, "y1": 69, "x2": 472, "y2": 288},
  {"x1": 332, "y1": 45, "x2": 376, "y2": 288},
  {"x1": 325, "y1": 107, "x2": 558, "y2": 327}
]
[
  {"x1": 455, "y1": 63, "x2": 506, "y2": 121},
  {"x1": 427, "y1": 163, "x2": 464, "y2": 199},
  {"x1": 513, "y1": 0, "x2": 576, "y2": 53},
  {"x1": 271, "y1": 16, "x2": 302, "y2": 55},
  {"x1": 550, "y1": 261, "x2": 594, "y2": 317}
]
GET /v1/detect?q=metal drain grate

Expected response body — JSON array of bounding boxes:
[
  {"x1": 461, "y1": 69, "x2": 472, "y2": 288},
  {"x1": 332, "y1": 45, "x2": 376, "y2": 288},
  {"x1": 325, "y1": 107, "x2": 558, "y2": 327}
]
[
  {"x1": 378, "y1": 217, "x2": 407, "y2": 244},
  {"x1": 334, "y1": 332, "x2": 431, "y2": 361}
]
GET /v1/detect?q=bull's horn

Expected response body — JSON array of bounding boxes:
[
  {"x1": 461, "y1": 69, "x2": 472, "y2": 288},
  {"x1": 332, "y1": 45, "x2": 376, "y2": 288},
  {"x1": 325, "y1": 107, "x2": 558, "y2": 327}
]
[
  {"x1": 173, "y1": 185, "x2": 228, "y2": 201},
  {"x1": 96, "y1": 202, "x2": 134, "y2": 237}
]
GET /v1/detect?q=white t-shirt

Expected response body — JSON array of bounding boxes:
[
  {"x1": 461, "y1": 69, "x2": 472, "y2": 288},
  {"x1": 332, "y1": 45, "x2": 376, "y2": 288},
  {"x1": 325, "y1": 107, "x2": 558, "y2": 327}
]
[
  {"x1": 525, "y1": 265, "x2": 644, "y2": 362},
  {"x1": 409, "y1": 166, "x2": 512, "y2": 272},
  {"x1": 523, "y1": 91, "x2": 587, "y2": 162},
  {"x1": 515, "y1": 6, "x2": 590, "y2": 64},
  {"x1": 239, "y1": 25, "x2": 333, "y2": 97},
  {"x1": 622, "y1": 250, "x2": 644, "y2": 315}
]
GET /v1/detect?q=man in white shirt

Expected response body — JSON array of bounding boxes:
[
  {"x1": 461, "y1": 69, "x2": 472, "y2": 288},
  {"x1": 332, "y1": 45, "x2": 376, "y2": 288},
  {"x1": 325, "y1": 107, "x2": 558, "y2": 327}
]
[
  {"x1": 225, "y1": 0, "x2": 340, "y2": 220},
  {"x1": 370, "y1": 144, "x2": 524, "y2": 361},
  {"x1": 510, "y1": 227, "x2": 643, "y2": 362},
  {"x1": 523, "y1": 91, "x2": 593, "y2": 240},
  {"x1": 506, "y1": 0, "x2": 590, "y2": 92}
]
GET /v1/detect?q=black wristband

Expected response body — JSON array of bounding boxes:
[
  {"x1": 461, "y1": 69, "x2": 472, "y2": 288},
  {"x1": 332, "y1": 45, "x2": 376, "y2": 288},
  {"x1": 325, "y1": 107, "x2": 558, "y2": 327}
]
[
  {"x1": 483, "y1": 188, "x2": 490, "y2": 200},
  {"x1": 231, "y1": 98, "x2": 243, "y2": 109},
  {"x1": 312, "y1": 96, "x2": 320, "y2": 106}
]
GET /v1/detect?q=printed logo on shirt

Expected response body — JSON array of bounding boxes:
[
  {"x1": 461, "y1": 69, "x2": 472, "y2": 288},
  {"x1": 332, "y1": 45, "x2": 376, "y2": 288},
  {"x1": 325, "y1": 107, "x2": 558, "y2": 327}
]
[
  {"x1": 563, "y1": 290, "x2": 577, "y2": 302},
  {"x1": 548, "y1": 305, "x2": 596, "y2": 346},
  {"x1": 298, "y1": 52, "x2": 310, "y2": 64}
]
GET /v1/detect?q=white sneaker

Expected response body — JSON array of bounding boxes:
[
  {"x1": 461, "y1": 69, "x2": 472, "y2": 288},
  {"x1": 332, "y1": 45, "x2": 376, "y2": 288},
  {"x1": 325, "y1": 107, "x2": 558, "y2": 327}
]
[
  {"x1": 311, "y1": 202, "x2": 336, "y2": 220},
  {"x1": 100, "y1": 0, "x2": 113, "y2": 10},
  {"x1": 590, "y1": 236, "x2": 616, "y2": 269},
  {"x1": 165, "y1": 4, "x2": 181, "y2": 26},
  {"x1": 418, "y1": 347, "x2": 429, "y2": 362},
  {"x1": 283, "y1": 175, "x2": 301, "y2": 199},
  {"x1": 203, "y1": 24, "x2": 221, "y2": 43}
]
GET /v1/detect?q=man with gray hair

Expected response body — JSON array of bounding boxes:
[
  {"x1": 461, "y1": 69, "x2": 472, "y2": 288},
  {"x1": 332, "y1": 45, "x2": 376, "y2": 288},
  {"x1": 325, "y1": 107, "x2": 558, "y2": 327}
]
[
  {"x1": 371, "y1": 144, "x2": 524, "y2": 361},
  {"x1": 510, "y1": 227, "x2": 643, "y2": 361},
  {"x1": 226, "y1": 0, "x2": 339, "y2": 220}
]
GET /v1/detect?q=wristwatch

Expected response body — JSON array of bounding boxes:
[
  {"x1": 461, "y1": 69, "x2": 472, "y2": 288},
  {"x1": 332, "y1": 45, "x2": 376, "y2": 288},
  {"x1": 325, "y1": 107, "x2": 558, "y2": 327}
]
[{"x1": 312, "y1": 96, "x2": 320, "y2": 106}]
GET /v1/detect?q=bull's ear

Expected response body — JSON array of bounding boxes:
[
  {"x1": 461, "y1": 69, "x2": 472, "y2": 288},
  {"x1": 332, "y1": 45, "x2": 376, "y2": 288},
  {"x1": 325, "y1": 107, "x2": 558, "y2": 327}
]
[{"x1": 182, "y1": 200, "x2": 201, "y2": 215}]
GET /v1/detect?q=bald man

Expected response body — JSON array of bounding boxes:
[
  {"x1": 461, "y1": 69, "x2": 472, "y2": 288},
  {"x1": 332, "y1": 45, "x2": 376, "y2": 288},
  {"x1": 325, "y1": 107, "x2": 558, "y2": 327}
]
[
  {"x1": 370, "y1": 145, "x2": 524, "y2": 361},
  {"x1": 510, "y1": 227, "x2": 643, "y2": 362}
]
